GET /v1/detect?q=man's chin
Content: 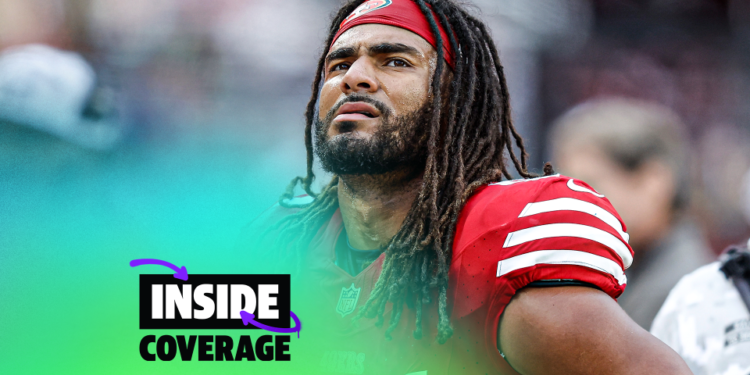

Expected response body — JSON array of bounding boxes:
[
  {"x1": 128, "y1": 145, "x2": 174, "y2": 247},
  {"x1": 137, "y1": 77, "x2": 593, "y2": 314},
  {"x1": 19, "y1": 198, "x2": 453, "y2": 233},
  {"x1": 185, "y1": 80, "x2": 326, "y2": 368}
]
[
  {"x1": 329, "y1": 130, "x2": 373, "y2": 141},
  {"x1": 323, "y1": 165, "x2": 402, "y2": 176},
  {"x1": 322, "y1": 160, "x2": 426, "y2": 179},
  {"x1": 331, "y1": 118, "x2": 381, "y2": 137}
]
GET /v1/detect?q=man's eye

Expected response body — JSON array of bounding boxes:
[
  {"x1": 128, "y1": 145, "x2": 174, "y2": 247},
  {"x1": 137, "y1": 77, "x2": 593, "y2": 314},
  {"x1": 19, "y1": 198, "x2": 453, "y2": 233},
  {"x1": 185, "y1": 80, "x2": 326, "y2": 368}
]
[
  {"x1": 386, "y1": 59, "x2": 409, "y2": 67},
  {"x1": 331, "y1": 62, "x2": 350, "y2": 72}
]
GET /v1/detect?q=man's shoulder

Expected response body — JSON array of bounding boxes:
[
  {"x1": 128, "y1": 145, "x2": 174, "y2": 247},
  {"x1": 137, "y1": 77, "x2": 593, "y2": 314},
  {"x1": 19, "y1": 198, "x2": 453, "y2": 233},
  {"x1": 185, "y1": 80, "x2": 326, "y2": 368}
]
[
  {"x1": 466, "y1": 173, "x2": 612, "y2": 208},
  {"x1": 448, "y1": 174, "x2": 632, "y2": 357},
  {"x1": 456, "y1": 175, "x2": 564, "y2": 232},
  {"x1": 455, "y1": 174, "x2": 622, "y2": 249},
  {"x1": 448, "y1": 173, "x2": 630, "y2": 319}
]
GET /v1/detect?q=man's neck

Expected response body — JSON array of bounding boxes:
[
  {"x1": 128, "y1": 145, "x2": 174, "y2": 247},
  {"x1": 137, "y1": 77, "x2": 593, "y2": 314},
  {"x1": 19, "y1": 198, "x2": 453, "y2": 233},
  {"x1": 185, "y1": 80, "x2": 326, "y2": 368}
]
[{"x1": 337, "y1": 170, "x2": 422, "y2": 250}]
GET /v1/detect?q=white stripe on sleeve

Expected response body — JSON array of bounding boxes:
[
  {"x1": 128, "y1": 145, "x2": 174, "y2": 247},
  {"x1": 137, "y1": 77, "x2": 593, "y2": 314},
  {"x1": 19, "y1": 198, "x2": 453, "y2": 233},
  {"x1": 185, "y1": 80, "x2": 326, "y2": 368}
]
[
  {"x1": 496, "y1": 249, "x2": 627, "y2": 285},
  {"x1": 518, "y1": 198, "x2": 630, "y2": 243},
  {"x1": 503, "y1": 223, "x2": 633, "y2": 269},
  {"x1": 567, "y1": 179, "x2": 605, "y2": 197},
  {"x1": 490, "y1": 174, "x2": 560, "y2": 186}
]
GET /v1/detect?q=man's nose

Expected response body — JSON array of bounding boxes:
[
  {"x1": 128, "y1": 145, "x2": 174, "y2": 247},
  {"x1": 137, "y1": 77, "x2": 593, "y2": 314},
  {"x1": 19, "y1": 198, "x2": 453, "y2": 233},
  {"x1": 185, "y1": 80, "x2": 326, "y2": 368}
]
[{"x1": 340, "y1": 58, "x2": 379, "y2": 94}]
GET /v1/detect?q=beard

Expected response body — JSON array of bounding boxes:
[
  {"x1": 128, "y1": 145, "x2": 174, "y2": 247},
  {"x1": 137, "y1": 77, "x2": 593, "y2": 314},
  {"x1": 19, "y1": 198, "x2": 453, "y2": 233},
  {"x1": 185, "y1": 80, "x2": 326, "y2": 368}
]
[{"x1": 314, "y1": 94, "x2": 432, "y2": 176}]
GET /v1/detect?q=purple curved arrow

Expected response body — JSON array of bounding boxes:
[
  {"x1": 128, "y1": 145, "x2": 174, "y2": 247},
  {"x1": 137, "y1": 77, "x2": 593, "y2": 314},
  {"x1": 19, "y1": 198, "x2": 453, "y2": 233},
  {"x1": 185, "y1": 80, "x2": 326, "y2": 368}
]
[
  {"x1": 240, "y1": 310, "x2": 302, "y2": 338},
  {"x1": 130, "y1": 258, "x2": 188, "y2": 281}
]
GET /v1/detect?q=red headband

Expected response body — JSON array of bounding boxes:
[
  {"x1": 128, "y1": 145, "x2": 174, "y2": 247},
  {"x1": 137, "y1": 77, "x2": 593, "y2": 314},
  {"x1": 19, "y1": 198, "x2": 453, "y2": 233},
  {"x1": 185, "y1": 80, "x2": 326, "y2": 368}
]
[{"x1": 330, "y1": 0, "x2": 455, "y2": 69}]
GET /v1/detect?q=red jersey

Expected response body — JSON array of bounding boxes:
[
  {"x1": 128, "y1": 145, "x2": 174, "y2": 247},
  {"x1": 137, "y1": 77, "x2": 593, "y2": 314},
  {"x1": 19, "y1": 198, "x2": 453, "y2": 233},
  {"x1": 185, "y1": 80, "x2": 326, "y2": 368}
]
[{"x1": 238, "y1": 175, "x2": 632, "y2": 374}]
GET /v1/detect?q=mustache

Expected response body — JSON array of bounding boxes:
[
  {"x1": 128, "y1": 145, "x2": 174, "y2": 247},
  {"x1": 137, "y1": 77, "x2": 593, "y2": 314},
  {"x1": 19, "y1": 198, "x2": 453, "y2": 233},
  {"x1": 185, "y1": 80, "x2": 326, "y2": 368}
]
[{"x1": 323, "y1": 94, "x2": 392, "y2": 122}]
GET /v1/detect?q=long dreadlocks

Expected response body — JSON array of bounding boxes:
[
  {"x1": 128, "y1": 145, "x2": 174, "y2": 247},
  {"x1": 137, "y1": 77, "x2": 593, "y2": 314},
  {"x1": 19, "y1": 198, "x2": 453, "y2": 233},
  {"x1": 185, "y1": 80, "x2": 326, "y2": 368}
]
[{"x1": 271, "y1": 0, "x2": 552, "y2": 344}]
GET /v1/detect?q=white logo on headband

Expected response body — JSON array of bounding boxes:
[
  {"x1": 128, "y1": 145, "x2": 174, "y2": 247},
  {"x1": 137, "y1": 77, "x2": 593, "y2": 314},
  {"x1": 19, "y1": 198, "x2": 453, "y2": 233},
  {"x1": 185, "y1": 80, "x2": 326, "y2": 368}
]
[{"x1": 341, "y1": 0, "x2": 393, "y2": 27}]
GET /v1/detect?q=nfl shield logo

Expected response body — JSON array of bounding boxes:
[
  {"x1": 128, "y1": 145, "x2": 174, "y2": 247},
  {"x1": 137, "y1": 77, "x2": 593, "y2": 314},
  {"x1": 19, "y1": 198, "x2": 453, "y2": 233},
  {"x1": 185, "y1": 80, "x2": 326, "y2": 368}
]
[{"x1": 336, "y1": 283, "x2": 361, "y2": 317}]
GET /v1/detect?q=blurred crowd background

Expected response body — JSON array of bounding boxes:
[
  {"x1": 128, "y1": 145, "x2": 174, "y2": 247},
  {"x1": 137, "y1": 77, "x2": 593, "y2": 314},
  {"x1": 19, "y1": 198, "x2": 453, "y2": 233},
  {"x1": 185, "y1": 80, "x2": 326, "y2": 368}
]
[{"x1": 2, "y1": 0, "x2": 750, "y2": 364}]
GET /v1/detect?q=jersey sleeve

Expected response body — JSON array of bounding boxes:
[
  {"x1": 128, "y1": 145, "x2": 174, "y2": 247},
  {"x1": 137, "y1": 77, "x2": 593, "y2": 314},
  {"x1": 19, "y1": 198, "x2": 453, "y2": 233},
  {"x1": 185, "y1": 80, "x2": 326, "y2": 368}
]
[{"x1": 448, "y1": 175, "x2": 633, "y2": 360}]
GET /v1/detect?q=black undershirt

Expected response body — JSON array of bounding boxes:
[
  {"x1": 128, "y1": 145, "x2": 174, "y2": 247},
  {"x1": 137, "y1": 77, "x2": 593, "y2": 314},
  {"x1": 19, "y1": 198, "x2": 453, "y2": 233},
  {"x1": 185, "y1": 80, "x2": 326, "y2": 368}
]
[{"x1": 334, "y1": 229, "x2": 383, "y2": 276}]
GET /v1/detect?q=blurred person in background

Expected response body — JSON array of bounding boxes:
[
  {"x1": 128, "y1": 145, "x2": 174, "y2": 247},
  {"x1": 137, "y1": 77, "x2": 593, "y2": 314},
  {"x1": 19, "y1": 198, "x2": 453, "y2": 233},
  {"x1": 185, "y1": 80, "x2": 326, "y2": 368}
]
[
  {"x1": 0, "y1": 44, "x2": 122, "y2": 158},
  {"x1": 549, "y1": 98, "x2": 714, "y2": 329}
]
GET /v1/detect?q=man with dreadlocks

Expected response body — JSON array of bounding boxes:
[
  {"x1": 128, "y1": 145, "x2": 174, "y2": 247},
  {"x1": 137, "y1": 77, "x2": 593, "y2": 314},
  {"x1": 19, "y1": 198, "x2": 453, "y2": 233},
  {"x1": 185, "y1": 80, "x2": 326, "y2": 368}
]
[{"x1": 239, "y1": 0, "x2": 692, "y2": 373}]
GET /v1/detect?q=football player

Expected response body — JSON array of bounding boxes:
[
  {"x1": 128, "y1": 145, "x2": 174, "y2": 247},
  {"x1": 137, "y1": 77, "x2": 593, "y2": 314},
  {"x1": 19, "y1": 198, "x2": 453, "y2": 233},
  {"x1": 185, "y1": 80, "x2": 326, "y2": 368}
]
[{"x1": 239, "y1": 0, "x2": 692, "y2": 373}]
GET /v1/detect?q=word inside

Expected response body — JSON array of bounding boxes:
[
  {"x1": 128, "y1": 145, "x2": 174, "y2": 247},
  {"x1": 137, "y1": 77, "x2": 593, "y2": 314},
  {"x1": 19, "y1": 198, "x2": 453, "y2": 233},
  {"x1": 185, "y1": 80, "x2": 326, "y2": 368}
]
[{"x1": 139, "y1": 274, "x2": 290, "y2": 329}]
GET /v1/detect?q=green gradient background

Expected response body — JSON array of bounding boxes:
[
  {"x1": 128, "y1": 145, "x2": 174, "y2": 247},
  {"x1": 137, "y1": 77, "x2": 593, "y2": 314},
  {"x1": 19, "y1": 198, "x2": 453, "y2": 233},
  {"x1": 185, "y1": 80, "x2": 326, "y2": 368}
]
[{"x1": 0, "y1": 134, "x2": 332, "y2": 374}]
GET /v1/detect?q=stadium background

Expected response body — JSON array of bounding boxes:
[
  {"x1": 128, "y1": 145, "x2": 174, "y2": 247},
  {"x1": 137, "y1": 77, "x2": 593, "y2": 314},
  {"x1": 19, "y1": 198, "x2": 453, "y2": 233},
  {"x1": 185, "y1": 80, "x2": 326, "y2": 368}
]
[{"x1": 2, "y1": 0, "x2": 750, "y2": 373}]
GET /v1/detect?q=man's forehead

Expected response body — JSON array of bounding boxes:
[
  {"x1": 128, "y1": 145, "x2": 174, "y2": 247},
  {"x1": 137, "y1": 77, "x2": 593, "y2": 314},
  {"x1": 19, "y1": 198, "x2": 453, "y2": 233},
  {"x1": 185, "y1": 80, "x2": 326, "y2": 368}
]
[{"x1": 329, "y1": 24, "x2": 435, "y2": 57}]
